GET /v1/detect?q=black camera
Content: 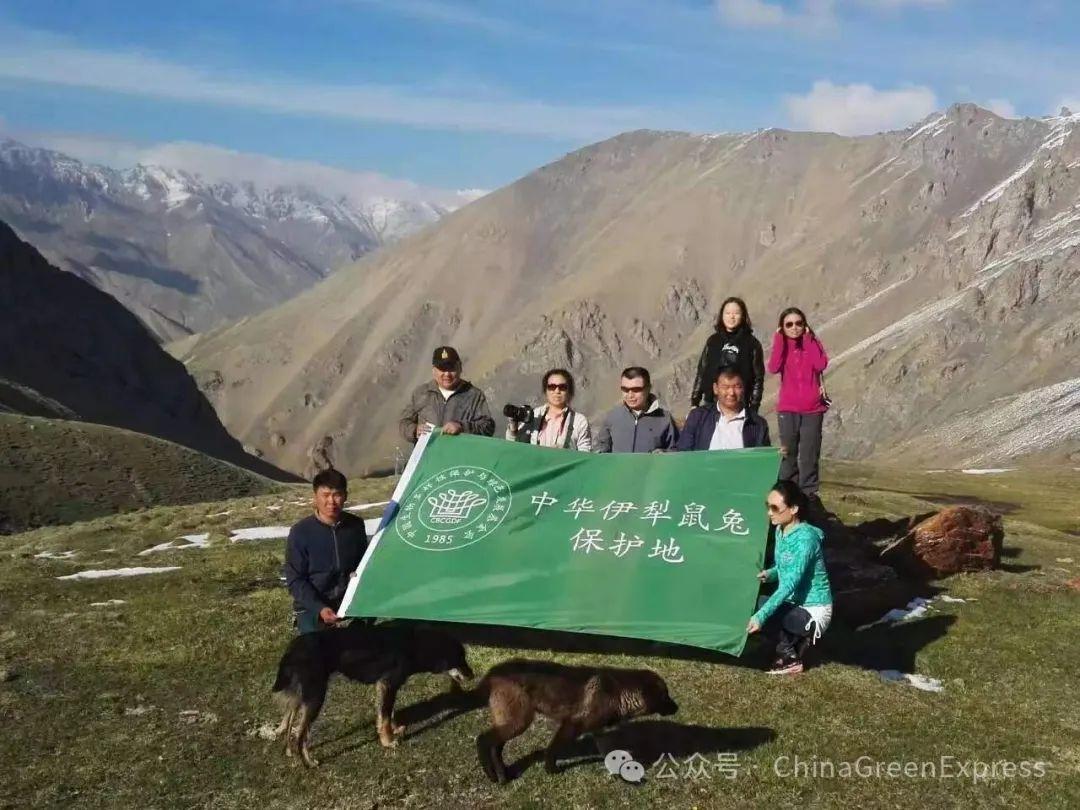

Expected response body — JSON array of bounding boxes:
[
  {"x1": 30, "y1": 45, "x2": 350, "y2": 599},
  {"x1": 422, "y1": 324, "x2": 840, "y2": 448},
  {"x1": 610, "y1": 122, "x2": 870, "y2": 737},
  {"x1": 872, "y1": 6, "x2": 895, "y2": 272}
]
[{"x1": 503, "y1": 403, "x2": 533, "y2": 424}]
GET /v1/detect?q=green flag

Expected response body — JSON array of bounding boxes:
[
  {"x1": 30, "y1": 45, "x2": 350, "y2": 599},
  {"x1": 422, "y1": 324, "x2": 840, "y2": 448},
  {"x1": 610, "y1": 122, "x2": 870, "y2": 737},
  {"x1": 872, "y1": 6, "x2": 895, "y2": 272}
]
[{"x1": 340, "y1": 431, "x2": 780, "y2": 655}]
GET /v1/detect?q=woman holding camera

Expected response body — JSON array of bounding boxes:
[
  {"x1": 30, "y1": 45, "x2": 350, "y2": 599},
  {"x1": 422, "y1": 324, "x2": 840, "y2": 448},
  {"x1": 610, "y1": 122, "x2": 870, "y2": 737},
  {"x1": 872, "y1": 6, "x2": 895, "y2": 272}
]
[{"x1": 505, "y1": 368, "x2": 592, "y2": 451}]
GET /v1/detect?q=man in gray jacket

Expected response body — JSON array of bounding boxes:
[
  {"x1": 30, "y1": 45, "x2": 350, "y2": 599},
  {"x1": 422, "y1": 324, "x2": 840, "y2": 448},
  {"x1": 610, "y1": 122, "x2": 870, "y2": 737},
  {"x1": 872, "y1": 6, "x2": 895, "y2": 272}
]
[
  {"x1": 400, "y1": 346, "x2": 496, "y2": 442},
  {"x1": 594, "y1": 366, "x2": 679, "y2": 453}
]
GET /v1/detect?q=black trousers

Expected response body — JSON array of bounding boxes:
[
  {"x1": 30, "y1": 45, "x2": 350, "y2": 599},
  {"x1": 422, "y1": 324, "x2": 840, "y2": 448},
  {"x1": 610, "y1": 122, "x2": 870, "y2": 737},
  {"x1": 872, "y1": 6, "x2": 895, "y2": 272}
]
[
  {"x1": 764, "y1": 604, "x2": 814, "y2": 662},
  {"x1": 777, "y1": 411, "x2": 824, "y2": 495}
]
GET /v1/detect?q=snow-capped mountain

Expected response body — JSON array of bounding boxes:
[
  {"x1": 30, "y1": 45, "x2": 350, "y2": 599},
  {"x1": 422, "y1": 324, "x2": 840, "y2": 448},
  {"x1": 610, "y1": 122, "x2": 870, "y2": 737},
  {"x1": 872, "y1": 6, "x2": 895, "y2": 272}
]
[{"x1": 0, "y1": 138, "x2": 470, "y2": 340}]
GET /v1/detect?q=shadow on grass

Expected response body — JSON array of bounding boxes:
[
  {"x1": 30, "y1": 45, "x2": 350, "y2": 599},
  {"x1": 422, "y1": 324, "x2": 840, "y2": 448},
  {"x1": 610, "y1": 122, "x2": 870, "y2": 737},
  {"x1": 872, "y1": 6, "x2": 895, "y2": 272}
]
[
  {"x1": 821, "y1": 614, "x2": 956, "y2": 673},
  {"x1": 407, "y1": 621, "x2": 761, "y2": 670},
  {"x1": 507, "y1": 721, "x2": 776, "y2": 779}
]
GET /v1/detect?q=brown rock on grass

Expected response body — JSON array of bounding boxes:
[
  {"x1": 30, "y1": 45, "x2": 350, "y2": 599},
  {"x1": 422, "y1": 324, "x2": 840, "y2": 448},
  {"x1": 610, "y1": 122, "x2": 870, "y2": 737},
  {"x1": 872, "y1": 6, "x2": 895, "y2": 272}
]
[{"x1": 882, "y1": 506, "x2": 1004, "y2": 578}]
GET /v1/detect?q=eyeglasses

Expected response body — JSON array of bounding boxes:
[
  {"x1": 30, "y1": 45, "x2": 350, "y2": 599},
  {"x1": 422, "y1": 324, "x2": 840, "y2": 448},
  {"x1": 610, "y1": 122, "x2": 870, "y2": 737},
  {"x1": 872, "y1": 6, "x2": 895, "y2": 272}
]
[
  {"x1": 766, "y1": 503, "x2": 790, "y2": 514},
  {"x1": 546, "y1": 383, "x2": 569, "y2": 392},
  {"x1": 783, "y1": 320, "x2": 805, "y2": 328},
  {"x1": 620, "y1": 385, "x2": 646, "y2": 394}
]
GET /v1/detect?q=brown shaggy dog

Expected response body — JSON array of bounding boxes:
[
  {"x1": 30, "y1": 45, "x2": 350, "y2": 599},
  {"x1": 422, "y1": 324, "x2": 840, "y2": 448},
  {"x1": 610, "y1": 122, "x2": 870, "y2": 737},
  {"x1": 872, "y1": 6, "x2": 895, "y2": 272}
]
[{"x1": 471, "y1": 659, "x2": 678, "y2": 783}]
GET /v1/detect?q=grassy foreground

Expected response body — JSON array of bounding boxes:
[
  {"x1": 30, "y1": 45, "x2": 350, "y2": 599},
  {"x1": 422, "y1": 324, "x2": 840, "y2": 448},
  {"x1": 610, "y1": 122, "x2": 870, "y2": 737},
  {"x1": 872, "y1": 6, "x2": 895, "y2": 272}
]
[{"x1": 0, "y1": 465, "x2": 1077, "y2": 809}]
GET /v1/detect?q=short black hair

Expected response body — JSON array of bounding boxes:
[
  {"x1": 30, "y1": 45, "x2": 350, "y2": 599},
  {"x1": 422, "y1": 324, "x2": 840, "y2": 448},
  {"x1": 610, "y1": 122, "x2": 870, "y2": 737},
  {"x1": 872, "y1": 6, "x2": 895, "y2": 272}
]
[
  {"x1": 714, "y1": 365, "x2": 745, "y2": 385},
  {"x1": 620, "y1": 366, "x2": 651, "y2": 387},
  {"x1": 312, "y1": 468, "x2": 347, "y2": 492},
  {"x1": 542, "y1": 368, "x2": 575, "y2": 398}
]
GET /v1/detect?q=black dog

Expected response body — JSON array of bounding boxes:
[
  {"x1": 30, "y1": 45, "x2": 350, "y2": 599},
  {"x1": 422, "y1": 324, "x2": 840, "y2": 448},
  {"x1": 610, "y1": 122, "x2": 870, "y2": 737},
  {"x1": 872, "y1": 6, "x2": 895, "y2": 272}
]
[
  {"x1": 271, "y1": 622, "x2": 472, "y2": 766},
  {"x1": 471, "y1": 659, "x2": 678, "y2": 783}
]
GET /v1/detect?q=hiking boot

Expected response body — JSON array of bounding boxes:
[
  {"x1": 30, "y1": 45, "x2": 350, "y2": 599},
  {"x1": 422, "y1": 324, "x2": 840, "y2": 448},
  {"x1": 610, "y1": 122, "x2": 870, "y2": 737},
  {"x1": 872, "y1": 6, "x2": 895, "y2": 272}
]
[{"x1": 765, "y1": 659, "x2": 804, "y2": 676}]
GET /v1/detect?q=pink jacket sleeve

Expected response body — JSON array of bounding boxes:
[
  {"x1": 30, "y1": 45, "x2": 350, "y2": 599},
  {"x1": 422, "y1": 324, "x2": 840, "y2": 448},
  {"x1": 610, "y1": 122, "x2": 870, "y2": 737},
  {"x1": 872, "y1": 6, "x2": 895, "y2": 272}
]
[{"x1": 766, "y1": 331, "x2": 785, "y2": 375}]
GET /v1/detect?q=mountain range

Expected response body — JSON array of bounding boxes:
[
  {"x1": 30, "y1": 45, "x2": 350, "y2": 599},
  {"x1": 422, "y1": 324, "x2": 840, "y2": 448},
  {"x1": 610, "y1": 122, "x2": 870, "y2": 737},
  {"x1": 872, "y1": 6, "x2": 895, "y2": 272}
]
[
  {"x1": 173, "y1": 103, "x2": 1080, "y2": 476},
  {"x1": 0, "y1": 219, "x2": 290, "y2": 480},
  {"x1": 0, "y1": 137, "x2": 468, "y2": 341}
]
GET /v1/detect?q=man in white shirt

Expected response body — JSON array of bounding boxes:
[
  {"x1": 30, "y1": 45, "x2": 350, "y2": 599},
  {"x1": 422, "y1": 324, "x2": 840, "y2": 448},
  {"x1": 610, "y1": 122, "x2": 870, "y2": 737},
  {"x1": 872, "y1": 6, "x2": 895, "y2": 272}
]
[{"x1": 676, "y1": 367, "x2": 771, "y2": 451}]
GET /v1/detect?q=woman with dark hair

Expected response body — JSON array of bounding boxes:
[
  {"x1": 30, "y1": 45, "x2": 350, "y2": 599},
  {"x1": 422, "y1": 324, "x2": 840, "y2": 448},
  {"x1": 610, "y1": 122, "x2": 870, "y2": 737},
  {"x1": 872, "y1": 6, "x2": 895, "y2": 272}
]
[
  {"x1": 690, "y1": 297, "x2": 765, "y2": 412},
  {"x1": 505, "y1": 368, "x2": 592, "y2": 451},
  {"x1": 767, "y1": 307, "x2": 829, "y2": 507},
  {"x1": 747, "y1": 480, "x2": 832, "y2": 675}
]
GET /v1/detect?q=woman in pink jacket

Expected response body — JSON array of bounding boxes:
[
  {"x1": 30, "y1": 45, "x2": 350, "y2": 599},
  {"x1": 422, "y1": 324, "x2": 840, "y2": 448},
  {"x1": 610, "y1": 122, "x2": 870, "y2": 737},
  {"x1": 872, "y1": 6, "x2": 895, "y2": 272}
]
[{"x1": 767, "y1": 307, "x2": 829, "y2": 508}]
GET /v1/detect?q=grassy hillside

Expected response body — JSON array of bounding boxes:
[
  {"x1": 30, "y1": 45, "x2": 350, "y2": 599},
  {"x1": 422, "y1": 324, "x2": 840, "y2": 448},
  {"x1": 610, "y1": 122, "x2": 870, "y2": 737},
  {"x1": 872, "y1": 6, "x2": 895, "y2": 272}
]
[
  {"x1": 0, "y1": 414, "x2": 281, "y2": 533},
  {"x1": 0, "y1": 467, "x2": 1076, "y2": 808}
]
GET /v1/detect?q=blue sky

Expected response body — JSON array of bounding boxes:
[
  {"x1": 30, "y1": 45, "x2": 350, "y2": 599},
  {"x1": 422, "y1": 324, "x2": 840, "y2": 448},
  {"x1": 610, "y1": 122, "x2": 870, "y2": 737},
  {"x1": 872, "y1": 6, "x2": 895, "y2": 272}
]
[{"x1": 1, "y1": 1, "x2": 1078, "y2": 193}]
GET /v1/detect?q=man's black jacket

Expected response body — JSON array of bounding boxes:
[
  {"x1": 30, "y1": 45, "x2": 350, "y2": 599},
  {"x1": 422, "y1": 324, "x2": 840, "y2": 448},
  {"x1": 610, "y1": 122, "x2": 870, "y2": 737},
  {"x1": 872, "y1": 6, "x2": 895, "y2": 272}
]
[{"x1": 283, "y1": 513, "x2": 368, "y2": 613}]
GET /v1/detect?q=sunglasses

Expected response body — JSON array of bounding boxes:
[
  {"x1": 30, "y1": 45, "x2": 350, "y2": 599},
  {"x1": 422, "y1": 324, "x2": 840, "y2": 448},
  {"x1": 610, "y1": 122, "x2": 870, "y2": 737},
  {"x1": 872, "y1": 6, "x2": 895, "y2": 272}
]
[
  {"x1": 783, "y1": 320, "x2": 805, "y2": 328},
  {"x1": 766, "y1": 503, "x2": 791, "y2": 514},
  {"x1": 546, "y1": 383, "x2": 569, "y2": 392},
  {"x1": 620, "y1": 385, "x2": 646, "y2": 394}
]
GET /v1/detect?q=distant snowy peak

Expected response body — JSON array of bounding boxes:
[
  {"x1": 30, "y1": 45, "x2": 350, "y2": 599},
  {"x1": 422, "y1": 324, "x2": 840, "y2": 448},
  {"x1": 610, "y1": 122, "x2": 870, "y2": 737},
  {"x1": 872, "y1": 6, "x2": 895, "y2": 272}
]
[{"x1": 0, "y1": 137, "x2": 460, "y2": 243}]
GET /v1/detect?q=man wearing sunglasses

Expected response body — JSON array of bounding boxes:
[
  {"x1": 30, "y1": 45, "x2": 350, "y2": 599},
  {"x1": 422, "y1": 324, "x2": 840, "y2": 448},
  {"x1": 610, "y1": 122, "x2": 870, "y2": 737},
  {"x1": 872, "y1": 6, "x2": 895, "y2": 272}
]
[{"x1": 594, "y1": 366, "x2": 679, "y2": 453}]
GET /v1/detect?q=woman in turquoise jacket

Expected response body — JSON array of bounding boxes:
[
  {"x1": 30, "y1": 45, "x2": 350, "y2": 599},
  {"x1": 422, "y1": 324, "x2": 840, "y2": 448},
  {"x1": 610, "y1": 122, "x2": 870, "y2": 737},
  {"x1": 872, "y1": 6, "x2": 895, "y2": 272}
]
[{"x1": 747, "y1": 480, "x2": 832, "y2": 675}]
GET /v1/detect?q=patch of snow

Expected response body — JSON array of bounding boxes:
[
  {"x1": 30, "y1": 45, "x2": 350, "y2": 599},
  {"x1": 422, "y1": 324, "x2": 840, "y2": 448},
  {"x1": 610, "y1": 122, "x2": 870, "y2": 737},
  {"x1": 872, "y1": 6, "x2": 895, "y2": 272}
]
[
  {"x1": 946, "y1": 378, "x2": 1080, "y2": 466},
  {"x1": 849, "y1": 156, "x2": 898, "y2": 188},
  {"x1": 962, "y1": 159, "x2": 1035, "y2": 217},
  {"x1": 1057, "y1": 557, "x2": 1074, "y2": 564},
  {"x1": 35, "y1": 550, "x2": 76, "y2": 560},
  {"x1": 877, "y1": 670, "x2": 945, "y2": 693},
  {"x1": 877, "y1": 166, "x2": 920, "y2": 197},
  {"x1": 205, "y1": 510, "x2": 232, "y2": 518},
  {"x1": 265, "y1": 505, "x2": 282, "y2": 511},
  {"x1": 937, "y1": 594, "x2": 967, "y2": 603},
  {"x1": 138, "y1": 534, "x2": 211, "y2": 556},
  {"x1": 58, "y1": 567, "x2": 181, "y2": 580},
  {"x1": 344, "y1": 500, "x2": 391, "y2": 513},
  {"x1": 833, "y1": 215, "x2": 1080, "y2": 367},
  {"x1": 946, "y1": 227, "x2": 969, "y2": 242},
  {"x1": 960, "y1": 468, "x2": 1016, "y2": 475},
  {"x1": 229, "y1": 526, "x2": 291, "y2": 543},
  {"x1": 857, "y1": 597, "x2": 934, "y2": 631},
  {"x1": 695, "y1": 132, "x2": 759, "y2": 182},
  {"x1": 90, "y1": 599, "x2": 127, "y2": 607},
  {"x1": 818, "y1": 274, "x2": 913, "y2": 333},
  {"x1": 903, "y1": 114, "x2": 949, "y2": 144}
]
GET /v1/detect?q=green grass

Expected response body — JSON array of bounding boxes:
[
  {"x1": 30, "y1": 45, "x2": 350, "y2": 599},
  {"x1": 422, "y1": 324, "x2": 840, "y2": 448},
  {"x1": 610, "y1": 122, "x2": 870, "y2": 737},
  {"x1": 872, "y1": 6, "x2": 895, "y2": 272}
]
[
  {"x1": 0, "y1": 466, "x2": 1077, "y2": 809},
  {"x1": 0, "y1": 414, "x2": 282, "y2": 534}
]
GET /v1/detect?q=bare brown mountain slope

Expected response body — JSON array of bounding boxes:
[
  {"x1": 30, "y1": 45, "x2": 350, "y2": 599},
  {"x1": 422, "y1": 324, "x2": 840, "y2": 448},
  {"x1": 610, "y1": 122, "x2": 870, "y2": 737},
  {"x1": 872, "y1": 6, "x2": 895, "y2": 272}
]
[
  {"x1": 176, "y1": 104, "x2": 1080, "y2": 475},
  {"x1": 0, "y1": 220, "x2": 295, "y2": 480}
]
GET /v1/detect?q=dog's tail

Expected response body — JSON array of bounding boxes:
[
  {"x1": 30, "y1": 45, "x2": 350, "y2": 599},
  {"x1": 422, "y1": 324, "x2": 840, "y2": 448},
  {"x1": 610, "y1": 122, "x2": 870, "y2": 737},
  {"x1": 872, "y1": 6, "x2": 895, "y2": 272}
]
[
  {"x1": 453, "y1": 673, "x2": 493, "y2": 710},
  {"x1": 272, "y1": 654, "x2": 302, "y2": 700}
]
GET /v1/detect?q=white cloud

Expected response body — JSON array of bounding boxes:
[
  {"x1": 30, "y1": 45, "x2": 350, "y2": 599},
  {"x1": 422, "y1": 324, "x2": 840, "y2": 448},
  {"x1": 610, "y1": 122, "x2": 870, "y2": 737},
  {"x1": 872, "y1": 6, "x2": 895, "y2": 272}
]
[
  {"x1": 985, "y1": 98, "x2": 1017, "y2": 119},
  {"x1": 714, "y1": 0, "x2": 948, "y2": 31},
  {"x1": 0, "y1": 123, "x2": 480, "y2": 206},
  {"x1": 715, "y1": 0, "x2": 836, "y2": 31},
  {"x1": 0, "y1": 25, "x2": 689, "y2": 142},
  {"x1": 1053, "y1": 99, "x2": 1080, "y2": 116},
  {"x1": 784, "y1": 80, "x2": 938, "y2": 135}
]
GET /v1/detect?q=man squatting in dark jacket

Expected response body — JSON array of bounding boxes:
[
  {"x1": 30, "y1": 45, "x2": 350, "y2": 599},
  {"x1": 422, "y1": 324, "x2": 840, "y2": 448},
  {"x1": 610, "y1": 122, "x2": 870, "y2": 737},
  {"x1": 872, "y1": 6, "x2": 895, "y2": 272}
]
[{"x1": 284, "y1": 468, "x2": 368, "y2": 633}]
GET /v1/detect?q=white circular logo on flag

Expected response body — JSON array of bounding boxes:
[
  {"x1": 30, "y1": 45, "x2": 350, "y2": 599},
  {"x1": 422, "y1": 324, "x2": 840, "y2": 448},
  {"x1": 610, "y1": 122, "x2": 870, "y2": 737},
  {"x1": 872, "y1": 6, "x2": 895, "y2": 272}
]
[{"x1": 395, "y1": 466, "x2": 512, "y2": 551}]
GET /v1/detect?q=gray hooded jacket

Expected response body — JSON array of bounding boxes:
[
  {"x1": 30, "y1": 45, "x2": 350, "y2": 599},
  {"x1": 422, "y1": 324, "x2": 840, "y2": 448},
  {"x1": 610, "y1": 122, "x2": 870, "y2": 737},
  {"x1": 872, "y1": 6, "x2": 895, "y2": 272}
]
[{"x1": 593, "y1": 395, "x2": 679, "y2": 453}]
